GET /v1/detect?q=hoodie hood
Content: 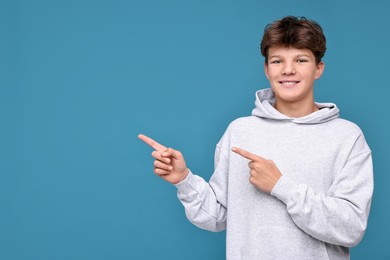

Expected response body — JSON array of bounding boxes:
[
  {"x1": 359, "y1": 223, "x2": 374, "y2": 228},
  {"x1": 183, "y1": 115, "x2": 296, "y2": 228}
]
[{"x1": 251, "y1": 88, "x2": 340, "y2": 124}]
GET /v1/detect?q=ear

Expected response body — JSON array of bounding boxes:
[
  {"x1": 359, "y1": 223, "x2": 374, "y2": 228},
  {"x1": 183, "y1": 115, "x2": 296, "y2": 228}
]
[
  {"x1": 315, "y1": 61, "x2": 325, "y2": 79},
  {"x1": 264, "y1": 62, "x2": 270, "y2": 80}
]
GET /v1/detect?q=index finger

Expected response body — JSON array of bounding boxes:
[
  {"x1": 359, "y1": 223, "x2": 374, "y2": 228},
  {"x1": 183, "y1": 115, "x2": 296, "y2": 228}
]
[
  {"x1": 138, "y1": 134, "x2": 167, "y2": 152},
  {"x1": 231, "y1": 147, "x2": 261, "y2": 162}
]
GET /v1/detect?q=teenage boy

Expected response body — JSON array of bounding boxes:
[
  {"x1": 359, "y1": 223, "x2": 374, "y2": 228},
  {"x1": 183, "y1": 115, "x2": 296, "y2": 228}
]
[{"x1": 139, "y1": 16, "x2": 373, "y2": 259}]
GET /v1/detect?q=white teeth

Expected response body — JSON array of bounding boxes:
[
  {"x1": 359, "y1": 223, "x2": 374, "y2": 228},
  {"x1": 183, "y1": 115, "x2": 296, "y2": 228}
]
[{"x1": 281, "y1": 81, "x2": 298, "y2": 85}]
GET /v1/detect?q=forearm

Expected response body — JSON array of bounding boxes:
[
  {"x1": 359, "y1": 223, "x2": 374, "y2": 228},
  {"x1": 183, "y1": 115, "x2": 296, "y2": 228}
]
[
  {"x1": 175, "y1": 170, "x2": 227, "y2": 232},
  {"x1": 271, "y1": 175, "x2": 373, "y2": 247}
]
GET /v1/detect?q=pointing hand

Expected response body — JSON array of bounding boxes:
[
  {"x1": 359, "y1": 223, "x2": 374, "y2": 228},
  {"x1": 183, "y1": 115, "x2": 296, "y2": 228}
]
[
  {"x1": 232, "y1": 147, "x2": 282, "y2": 193},
  {"x1": 138, "y1": 134, "x2": 189, "y2": 184}
]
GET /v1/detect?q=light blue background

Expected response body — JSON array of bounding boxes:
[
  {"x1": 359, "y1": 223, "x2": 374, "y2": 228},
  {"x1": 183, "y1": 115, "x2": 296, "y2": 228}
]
[{"x1": 1, "y1": 0, "x2": 389, "y2": 259}]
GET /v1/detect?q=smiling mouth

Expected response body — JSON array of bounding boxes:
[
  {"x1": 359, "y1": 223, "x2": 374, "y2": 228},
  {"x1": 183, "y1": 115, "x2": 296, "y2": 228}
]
[{"x1": 279, "y1": 81, "x2": 300, "y2": 87}]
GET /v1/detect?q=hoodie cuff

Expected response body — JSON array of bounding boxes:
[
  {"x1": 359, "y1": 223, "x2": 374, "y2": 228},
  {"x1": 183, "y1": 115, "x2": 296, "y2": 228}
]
[
  {"x1": 174, "y1": 169, "x2": 197, "y2": 194},
  {"x1": 271, "y1": 175, "x2": 298, "y2": 205}
]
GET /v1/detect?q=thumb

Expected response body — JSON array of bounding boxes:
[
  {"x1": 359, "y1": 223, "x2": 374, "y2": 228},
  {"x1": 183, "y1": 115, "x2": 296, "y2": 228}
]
[{"x1": 162, "y1": 148, "x2": 182, "y2": 160}]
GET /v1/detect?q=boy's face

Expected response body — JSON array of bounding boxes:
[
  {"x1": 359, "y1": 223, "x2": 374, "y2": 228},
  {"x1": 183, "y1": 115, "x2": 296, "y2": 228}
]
[{"x1": 264, "y1": 46, "x2": 324, "y2": 105}]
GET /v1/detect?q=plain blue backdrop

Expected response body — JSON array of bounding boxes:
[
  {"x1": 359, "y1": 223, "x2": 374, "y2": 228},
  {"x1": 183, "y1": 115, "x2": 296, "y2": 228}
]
[{"x1": 1, "y1": 0, "x2": 389, "y2": 259}]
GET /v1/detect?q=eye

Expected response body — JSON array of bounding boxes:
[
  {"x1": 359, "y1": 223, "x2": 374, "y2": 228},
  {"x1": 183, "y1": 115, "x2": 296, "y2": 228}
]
[
  {"x1": 297, "y1": 59, "x2": 308, "y2": 63},
  {"x1": 270, "y1": 59, "x2": 282, "y2": 64}
]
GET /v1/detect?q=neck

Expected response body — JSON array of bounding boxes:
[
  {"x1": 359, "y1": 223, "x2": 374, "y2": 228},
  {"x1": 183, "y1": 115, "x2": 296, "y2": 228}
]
[{"x1": 274, "y1": 99, "x2": 318, "y2": 118}]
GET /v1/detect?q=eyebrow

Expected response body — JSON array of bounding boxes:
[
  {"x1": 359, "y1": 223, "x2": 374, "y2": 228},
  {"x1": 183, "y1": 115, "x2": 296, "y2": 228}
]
[{"x1": 269, "y1": 54, "x2": 311, "y2": 59}]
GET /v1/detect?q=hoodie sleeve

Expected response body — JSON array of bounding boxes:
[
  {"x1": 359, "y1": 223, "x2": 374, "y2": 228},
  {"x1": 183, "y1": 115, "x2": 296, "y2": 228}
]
[
  {"x1": 271, "y1": 133, "x2": 374, "y2": 247},
  {"x1": 174, "y1": 145, "x2": 229, "y2": 232}
]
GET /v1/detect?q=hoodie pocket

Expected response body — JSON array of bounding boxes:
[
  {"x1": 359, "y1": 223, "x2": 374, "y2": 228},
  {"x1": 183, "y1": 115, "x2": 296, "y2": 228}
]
[{"x1": 242, "y1": 226, "x2": 329, "y2": 260}]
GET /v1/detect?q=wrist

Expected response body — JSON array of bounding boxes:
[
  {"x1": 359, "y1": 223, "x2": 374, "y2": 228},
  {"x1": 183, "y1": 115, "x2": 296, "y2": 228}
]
[{"x1": 173, "y1": 168, "x2": 190, "y2": 185}]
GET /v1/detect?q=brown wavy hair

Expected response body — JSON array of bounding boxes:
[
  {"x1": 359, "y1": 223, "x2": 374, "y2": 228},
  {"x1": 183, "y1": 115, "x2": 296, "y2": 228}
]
[{"x1": 261, "y1": 16, "x2": 326, "y2": 65}]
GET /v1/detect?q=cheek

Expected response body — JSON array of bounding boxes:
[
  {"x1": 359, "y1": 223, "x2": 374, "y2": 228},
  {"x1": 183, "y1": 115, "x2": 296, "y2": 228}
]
[
  {"x1": 305, "y1": 68, "x2": 319, "y2": 79},
  {"x1": 265, "y1": 68, "x2": 276, "y2": 79}
]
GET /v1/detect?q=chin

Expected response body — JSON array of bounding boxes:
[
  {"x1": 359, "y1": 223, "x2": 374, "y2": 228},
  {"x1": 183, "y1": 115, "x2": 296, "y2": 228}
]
[{"x1": 273, "y1": 87, "x2": 301, "y2": 99}]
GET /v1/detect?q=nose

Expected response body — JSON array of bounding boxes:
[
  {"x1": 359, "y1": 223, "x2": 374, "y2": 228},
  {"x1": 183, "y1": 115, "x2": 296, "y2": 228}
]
[{"x1": 281, "y1": 61, "x2": 296, "y2": 75}]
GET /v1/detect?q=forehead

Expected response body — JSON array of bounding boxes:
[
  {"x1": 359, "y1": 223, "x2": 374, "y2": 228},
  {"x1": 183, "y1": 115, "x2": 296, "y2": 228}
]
[{"x1": 268, "y1": 46, "x2": 314, "y2": 58}]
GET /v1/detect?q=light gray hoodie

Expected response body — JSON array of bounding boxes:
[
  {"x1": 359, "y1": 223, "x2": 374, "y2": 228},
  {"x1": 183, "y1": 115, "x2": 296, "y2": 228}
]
[{"x1": 175, "y1": 88, "x2": 373, "y2": 260}]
